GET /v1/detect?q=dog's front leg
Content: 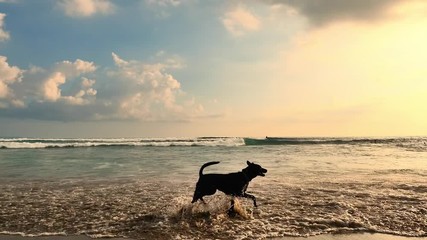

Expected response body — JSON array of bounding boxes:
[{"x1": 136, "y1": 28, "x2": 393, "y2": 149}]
[{"x1": 243, "y1": 193, "x2": 257, "y2": 207}]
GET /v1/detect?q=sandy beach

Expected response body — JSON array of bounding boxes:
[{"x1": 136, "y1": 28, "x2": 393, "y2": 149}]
[{"x1": 1, "y1": 233, "x2": 427, "y2": 240}]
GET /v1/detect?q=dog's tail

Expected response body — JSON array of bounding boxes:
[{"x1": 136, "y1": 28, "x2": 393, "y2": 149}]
[{"x1": 199, "y1": 161, "x2": 220, "y2": 177}]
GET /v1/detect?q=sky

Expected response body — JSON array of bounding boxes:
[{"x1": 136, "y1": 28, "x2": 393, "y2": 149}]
[{"x1": 0, "y1": 0, "x2": 426, "y2": 138}]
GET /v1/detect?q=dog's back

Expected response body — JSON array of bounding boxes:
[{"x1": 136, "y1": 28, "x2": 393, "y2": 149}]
[{"x1": 197, "y1": 172, "x2": 248, "y2": 196}]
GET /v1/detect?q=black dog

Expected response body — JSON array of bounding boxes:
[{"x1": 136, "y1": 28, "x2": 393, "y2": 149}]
[{"x1": 191, "y1": 161, "x2": 267, "y2": 208}]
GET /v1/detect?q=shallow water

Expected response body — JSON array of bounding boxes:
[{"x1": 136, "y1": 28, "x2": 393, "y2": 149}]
[{"x1": 0, "y1": 137, "x2": 426, "y2": 239}]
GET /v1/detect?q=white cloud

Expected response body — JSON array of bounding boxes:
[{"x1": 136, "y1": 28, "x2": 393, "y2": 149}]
[
  {"x1": 43, "y1": 74, "x2": 97, "y2": 105},
  {"x1": 43, "y1": 72, "x2": 66, "y2": 102},
  {"x1": 81, "y1": 77, "x2": 96, "y2": 88},
  {"x1": 0, "y1": 13, "x2": 10, "y2": 42},
  {"x1": 0, "y1": 53, "x2": 205, "y2": 122},
  {"x1": 0, "y1": 58, "x2": 97, "y2": 106},
  {"x1": 0, "y1": 56, "x2": 22, "y2": 102},
  {"x1": 112, "y1": 52, "x2": 127, "y2": 67},
  {"x1": 222, "y1": 5, "x2": 261, "y2": 37},
  {"x1": 41, "y1": 59, "x2": 97, "y2": 104},
  {"x1": 109, "y1": 52, "x2": 201, "y2": 120},
  {"x1": 57, "y1": 0, "x2": 115, "y2": 18},
  {"x1": 55, "y1": 59, "x2": 97, "y2": 78}
]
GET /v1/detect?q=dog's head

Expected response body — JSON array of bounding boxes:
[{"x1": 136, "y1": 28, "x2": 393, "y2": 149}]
[{"x1": 245, "y1": 161, "x2": 267, "y2": 177}]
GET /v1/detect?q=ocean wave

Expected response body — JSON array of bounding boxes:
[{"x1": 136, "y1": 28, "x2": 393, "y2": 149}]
[
  {"x1": 0, "y1": 137, "x2": 245, "y2": 149},
  {"x1": 243, "y1": 137, "x2": 427, "y2": 149},
  {"x1": 2, "y1": 136, "x2": 427, "y2": 151}
]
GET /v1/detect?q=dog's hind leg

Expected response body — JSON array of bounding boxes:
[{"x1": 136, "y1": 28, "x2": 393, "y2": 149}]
[
  {"x1": 191, "y1": 193, "x2": 201, "y2": 204},
  {"x1": 191, "y1": 196, "x2": 206, "y2": 204},
  {"x1": 227, "y1": 197, "x2": 236, "y2": 217},
  {"x1": 191, "y1": 191, "x2": 207, "y2": 204},
  {"x1": 243, "y1": 193, "x2": 257, "y2": 207}
]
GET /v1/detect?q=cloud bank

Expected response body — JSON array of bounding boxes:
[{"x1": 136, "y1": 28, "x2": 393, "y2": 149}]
[{"x1": 0, "y1": 53, "x2": 204, "y2": 122}]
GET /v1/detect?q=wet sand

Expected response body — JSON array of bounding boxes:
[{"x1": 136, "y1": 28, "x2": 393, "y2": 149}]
[
  {"x1": 0, "y1": 236, "x2": 127, "y2": 240},
  {"x1": 1, "y1": 233, "x2": 427, "y2": 240}
]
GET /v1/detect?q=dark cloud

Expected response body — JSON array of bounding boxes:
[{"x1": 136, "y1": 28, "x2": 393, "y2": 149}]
[
  {"x1": 267, "y1": 0, "x2": 402, "y2": 26},
  {"x1": 0, "y1": 102, "x2": 104, "y2": 122}
]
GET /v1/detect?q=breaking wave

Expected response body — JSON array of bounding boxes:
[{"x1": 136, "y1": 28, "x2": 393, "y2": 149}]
[
  {"x1": 243, "y1": 137, "x2": 427, "y2": 151},
  {"x1": 0, "y1": 137, "x2": 245, "y2": 149},
  {"x1": 2, "y1": 136, "x2": 427, "y2": 150}
]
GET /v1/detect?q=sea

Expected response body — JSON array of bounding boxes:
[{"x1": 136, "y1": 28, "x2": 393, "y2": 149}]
[{"x1": 0, "y1": 137, "x2": 426, "y2": 239}]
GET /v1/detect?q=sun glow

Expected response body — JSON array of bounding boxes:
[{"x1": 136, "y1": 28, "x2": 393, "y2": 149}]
[{"x1": 261, "y1": 1, "x2": 427, "y2": 136}]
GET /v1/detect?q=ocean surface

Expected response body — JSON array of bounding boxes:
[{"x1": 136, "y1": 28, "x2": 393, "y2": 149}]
[{"x1": 0, "y1": 137, "x2": 426, "y2": 239}]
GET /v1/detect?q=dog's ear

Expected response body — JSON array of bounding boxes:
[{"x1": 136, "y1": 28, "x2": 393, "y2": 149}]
[{"x1": 247, "y1": 160, "x2": 252, "y2": 165}]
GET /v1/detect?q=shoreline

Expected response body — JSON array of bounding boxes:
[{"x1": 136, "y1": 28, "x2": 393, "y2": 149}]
[
  {"x1": 0, "y1": 236, "x2": 127, "y2": 240},
  {"x1": 1, "y1": 233, "x2": 427, "y2": 240}
]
